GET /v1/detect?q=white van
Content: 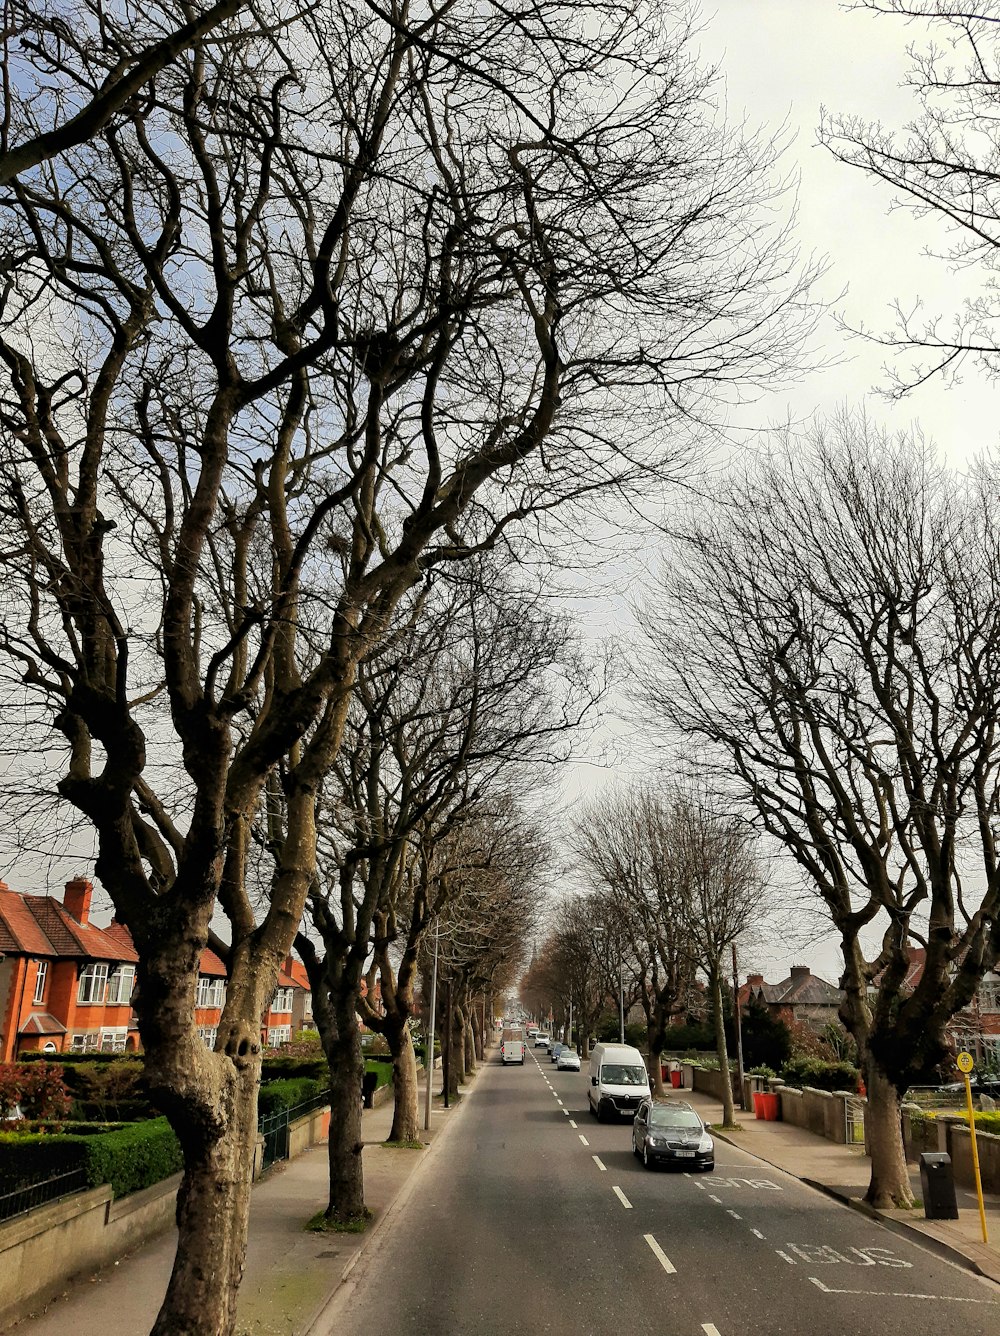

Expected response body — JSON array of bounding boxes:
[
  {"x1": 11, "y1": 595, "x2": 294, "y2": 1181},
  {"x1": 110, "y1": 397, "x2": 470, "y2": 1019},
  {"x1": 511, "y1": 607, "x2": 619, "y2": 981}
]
[
  {"x1": 501, "y1": 1028, "x2": 525, "y2": 1065},
  {"x1": 588, "y1": 1043, "x2": 649, "y2": 1121}
]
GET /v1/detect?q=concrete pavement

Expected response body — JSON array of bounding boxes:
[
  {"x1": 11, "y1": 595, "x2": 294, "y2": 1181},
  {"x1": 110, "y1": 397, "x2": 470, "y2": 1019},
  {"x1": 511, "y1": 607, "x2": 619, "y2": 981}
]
[
  {"x1": 12, "y1": 1065, "x2": 479, "y2": 1336},
  {"x1": 677, "y1": 1085, "x2": 1000, "y2": 1286}
]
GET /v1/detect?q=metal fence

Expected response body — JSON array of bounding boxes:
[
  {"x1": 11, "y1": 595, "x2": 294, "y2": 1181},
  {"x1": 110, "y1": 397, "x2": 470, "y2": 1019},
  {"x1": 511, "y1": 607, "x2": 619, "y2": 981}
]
[
  {"x1": 0, "y1": 1167, "x2": 89, "y2": 1223},
  {"x1": 845, "y1": 1095, "x2": 866, "y2": 1146},
  {"x1": 258, "y1": 1089, "x2": 330, "y2": 1171}
]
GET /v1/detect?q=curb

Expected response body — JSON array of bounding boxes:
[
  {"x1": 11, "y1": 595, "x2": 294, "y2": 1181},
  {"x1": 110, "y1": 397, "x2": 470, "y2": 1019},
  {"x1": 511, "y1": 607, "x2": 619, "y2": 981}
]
[
  {"x1": 300, "y1": 1064, "x2": 484, "y2": 1336},
  {"x1": 711, "y1": 1127, "x2": 999, "y2": 1286}
]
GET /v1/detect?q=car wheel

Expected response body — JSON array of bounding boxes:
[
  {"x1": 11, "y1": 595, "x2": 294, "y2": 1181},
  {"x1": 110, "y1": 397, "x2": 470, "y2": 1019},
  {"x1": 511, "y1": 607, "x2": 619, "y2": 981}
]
[{"x1": 642, "y1": 1142, "x2": 652, "y2": 1170}]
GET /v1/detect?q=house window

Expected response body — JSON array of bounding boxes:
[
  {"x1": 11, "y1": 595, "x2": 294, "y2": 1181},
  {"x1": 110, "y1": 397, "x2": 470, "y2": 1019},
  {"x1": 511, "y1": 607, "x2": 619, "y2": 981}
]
[
  {"x1": 199, "y1": 1027, "x2": 218, "y2": 1049},
  {"x1": 979, "y1": 980, "x2": 1000, "y2": 1013},
  {"x1": 99, "y1": 1028, "x2": 127, "y2": 1052},
  {"x1": 196, "y1": 977, "x2": 225, "y2": 1009},
  {"x1": 272, "y1": 987, "x2": 294, "y2": 1014},
  {"x1": 106, "y1": 965, "x2": 135, "y2": 1005},
  {"x1": 77, "y1": 962, "x2": 109, "y2": 1004},
  {"x1": 33, "y1": 961, "x2": 48, "y2": 1004},
  {"x1": 267, "y1": 1025, "x2": 291, "y2": 1047},
  {"x1": 70, "y1": 1033, "x2": 100, "y2": 1052}
]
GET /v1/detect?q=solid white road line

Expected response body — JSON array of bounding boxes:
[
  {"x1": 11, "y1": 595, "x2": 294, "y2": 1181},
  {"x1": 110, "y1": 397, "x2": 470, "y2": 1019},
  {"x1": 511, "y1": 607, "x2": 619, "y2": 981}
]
[
  {"x1": 569, "y1": 1119, "x2": 578, "y2": 1128},
  {"x1": 592, "y1": 1155, "x2": 607, "y2": 1172},
  {"x1": 808, "y1": 1277, "x2": 999, "y2": 1303},
  {"x1": 579, "y1": 1134, "x2": 590, "y2": 1146},
  {"x1": 612, "y1": 1186, "x2": 632, "y2": 1209},
  {"x1": 643, "y1": 1234, "x2": 676, "y2": 1275}
]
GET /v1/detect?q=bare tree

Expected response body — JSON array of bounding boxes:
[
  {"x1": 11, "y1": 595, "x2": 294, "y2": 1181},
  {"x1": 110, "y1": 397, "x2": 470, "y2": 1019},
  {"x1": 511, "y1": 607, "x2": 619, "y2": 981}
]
[
  {"x1": 655, "y1": 786, "x2": 767, "y2": 1128},
  {"x1": 636, "y1": 414, "x2": 1000, "y2": 1207},
  {"x1": 294, "y1": 563, "x2": 595, "y2": 1220},
  {"x1": 0, "y1": 1, "x2": 818, "y2": 1328},
  {"x1": 522, "y1": 894, "x2": 610, "y2": 1058},
  {"x1": 574, "y1": 787, "x2": 695, "y2": 1093},
  {"x1": 819, "y1": 2, "x2": 1000, "y2": 394}
]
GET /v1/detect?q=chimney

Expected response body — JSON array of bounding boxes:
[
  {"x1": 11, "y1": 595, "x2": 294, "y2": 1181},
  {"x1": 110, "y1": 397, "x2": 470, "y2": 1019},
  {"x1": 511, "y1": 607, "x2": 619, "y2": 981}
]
[
  {"x1": 747, "y1": 973, "x2": 764, "y2": 987},
  {"x1": 789, "y1": 965, "x2": 811, "y2": 984},
  {"x1": 64, "y1": 877, "x2": 93, "y2": 926}
]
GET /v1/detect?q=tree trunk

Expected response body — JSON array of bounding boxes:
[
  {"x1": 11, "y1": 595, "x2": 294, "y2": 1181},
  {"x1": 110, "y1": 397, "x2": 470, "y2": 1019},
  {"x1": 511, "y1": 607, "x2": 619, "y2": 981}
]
[
  {"x1": 386, "y1": 1017, "x2": 419, "y2": 1143},
  {"x1": 710, "y1": 965, "x2": 736, "y2": 1128},
  {"x1": 322, "y1": 994, "x2": 367, "y2": 1223},
  {"x1": 464, "y1": 1010, "x2": 476, "y2": 1073},
  {"x1": 447, "y1": 1001, "x2": 462, "y2": 1097},
  {"x1": 473, "y1": 1009, "x2": 484, "y2": 1062},
  {"x1": 149, "y1": 1055, "x2": 259, "y2": 1336},
  {"x1": 647, "y1": 1015, "x2": 665, "y2": 1096},
  {"x1": 864, "y1": 1061, "x2": 914, "y2": 1209}
]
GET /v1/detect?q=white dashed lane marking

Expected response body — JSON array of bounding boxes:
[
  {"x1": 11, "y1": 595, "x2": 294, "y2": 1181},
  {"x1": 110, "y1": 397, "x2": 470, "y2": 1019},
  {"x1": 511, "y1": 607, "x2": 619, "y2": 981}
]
[
  {"x1": 702, "y1": 1326, "x2": 722, "y2": 1336},
  {"x1": 612, "y1": 1186, "x2": 632, "y2": 1209},
  {"x1": 569, "y1": 1120, "x2": 578, "y2": 1128},
  {"x1": 727, "y1": 1210, "x2": 741, "y2": 1220},
  {"x1": 579, "y1": 1134, "x2": 589, "y2": 1146},
  {"x1": 643, "y1": 1234, "x2": 677, "y2": 1275},
  {"x1": 751, "y1": 1229, "x2": 765, "y2": 1240},
  {"x1": 592, "y1": 1155, "x2": 607, "y2": 1172}
]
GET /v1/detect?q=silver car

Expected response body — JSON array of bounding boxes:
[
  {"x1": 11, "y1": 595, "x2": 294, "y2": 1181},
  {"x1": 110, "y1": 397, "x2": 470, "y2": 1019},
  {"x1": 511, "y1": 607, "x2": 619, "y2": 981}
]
[{"x1": 556, "y1": 1048, "x2": 581, "y2": 1071}]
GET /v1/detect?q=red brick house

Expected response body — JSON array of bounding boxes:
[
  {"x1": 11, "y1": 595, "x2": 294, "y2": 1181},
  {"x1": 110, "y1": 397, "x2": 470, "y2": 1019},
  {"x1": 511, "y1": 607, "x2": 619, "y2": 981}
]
[
  {"x1": 0, "y1": 877, "x2": 140, "y2": 1060},
  {"x1": 740, "y1": 964, "x2": 842, "y2": 1033}
]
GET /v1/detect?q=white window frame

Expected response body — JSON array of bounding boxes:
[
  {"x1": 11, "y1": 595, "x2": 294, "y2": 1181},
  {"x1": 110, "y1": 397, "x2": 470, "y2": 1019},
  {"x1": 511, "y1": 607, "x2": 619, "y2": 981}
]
[
  {"x1": 267, "y1": 1025, "x2": 291, "y2": 1047},
  {"x1": 272, "y1": 987, "x2": 294, "y2": 1014},
  {"x1": 196, "y1": 977, "x2": 225, "y2": 1009},
  {"x1": 105, "y1": 965, "x2": 135, "y2": 1005},
  {"x1": 70, "y1": 1032, "x2": 100, "y2": 1052},
  {"x1": 77, "y1": 962, "x2": 109, "y2": 1004},
  {"x1": 198, "y1": 1027, "x2": 218, "y2": 1049},
  {"x1": 99, "y1": 1028, "x2": 128, "y2": 1053},
  {"x1": 33, "y1": 960, "x2": 48, "y2": 1004},
  {"x1": 979, "y1": 980, "x2": 1000, "y2": 1013}
]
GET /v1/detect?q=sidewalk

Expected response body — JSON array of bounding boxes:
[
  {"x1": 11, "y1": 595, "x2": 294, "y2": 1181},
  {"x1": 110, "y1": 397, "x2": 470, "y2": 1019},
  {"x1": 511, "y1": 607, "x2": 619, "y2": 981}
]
[
  {"x1": 13, "y1": 1065, "x2": 480, "y2": 1336},
  {"x1": 679, "y1": 1086, "x2": 1000, "y2": 1286}
]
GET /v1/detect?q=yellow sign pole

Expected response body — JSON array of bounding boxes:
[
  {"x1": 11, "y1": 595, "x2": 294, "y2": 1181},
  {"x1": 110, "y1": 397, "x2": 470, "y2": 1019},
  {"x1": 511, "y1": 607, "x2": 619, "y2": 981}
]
[{"x1": 958, "y1": 1052, "x2": 989, "y2": 1245}]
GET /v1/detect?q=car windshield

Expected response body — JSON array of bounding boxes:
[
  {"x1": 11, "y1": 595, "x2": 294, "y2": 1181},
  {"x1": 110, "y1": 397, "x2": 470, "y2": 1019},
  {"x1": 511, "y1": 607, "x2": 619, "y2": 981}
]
[
  {"x1": 601, "y1": 1064, "x2": 647, "y2": 1086},
  {"x1": 648, "y1": 1108, "x2": 702, "y2": 1130}
]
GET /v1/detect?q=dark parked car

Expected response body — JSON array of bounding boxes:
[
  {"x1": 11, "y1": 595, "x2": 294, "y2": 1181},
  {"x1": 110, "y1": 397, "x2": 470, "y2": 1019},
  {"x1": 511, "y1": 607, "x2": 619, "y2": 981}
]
[{"x1": 632, "y1": 1099, "x2": 715, "y2": 1171}]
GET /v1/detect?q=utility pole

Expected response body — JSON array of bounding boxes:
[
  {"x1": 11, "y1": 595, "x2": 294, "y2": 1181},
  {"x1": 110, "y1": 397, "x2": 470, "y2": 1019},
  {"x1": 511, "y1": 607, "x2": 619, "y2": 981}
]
[
  {"x1": 443, "y1": 975, "x2": 453, "y2": 1109},
  {"x1": 423, "y1": 920, "x2": 440, "y2": 1132},
  {"x1": 732, "y1": 941, "x2": 746, "y2": 1111},
  {"x1": 619, "y1": 949, "x2": 625, "y2": 1044}
]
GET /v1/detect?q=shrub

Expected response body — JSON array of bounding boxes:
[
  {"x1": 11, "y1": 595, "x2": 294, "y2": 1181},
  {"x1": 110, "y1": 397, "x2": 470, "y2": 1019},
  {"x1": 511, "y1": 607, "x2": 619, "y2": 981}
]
[
  {"x1": 257, "y1": 1077, "x2": 325, "y2": 1116},
  {"x1": 780, "y1": 1056, "x2": 860, "y2": 1092},
  {"x1": 661, "y1": 1023, "x2": 715, "y2": 1051},
  {"x1": 82, "y1": 1118, "x2": 183, "y2": 1197},
  {"x1": 0, "y1": 1061, "x2": 72, "y2": 1122},
  {"x1": 71, "y1": 1060, "x2": 147, "y2": 1121},
  {"x1": 0, "y1": 1117, "x2": 181, "y2": 1197},
  {"x1": 260, "y1": 1055, "x2": 329, "y2": 1084},
  {"x1": 748, "y1": 1065, "x2": 776, "y2": 1079}
]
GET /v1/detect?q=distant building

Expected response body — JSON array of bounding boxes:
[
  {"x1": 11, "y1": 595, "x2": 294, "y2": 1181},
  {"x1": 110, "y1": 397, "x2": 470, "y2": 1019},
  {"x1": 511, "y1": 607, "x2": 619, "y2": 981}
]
[
  {"x1": 740, "y1": 964, "x2": 842, "y2": 1033},
  {"x1": 0, "y1": 877, "x2": 140, "y2": 1060},
  {"x1": 0, "y1": 875, "x2": 312, "y2": 1058}
]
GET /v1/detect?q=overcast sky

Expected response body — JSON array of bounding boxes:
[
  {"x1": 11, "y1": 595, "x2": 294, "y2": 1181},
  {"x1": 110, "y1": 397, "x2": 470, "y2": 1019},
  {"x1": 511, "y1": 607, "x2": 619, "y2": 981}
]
[{"x1": 558, "y1": 0, "x2": 1000, "y2": 984}]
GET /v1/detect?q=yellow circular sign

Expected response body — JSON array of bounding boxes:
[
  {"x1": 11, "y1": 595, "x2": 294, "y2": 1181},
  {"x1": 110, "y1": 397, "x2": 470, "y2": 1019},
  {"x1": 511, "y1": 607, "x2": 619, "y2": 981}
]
[{"x1": 957, "y1": 1051, "x2": 975, "y2": 1074}]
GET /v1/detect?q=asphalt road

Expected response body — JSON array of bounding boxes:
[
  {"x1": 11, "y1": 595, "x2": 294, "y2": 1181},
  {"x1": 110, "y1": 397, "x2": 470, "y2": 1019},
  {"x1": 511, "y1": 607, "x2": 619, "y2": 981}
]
[{"x1": 323, "y1": 1049, "x2": 1000, "y2": 1336}]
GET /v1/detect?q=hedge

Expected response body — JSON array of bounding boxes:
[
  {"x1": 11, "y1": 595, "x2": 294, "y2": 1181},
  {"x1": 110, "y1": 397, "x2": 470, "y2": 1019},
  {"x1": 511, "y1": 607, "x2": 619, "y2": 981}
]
[
  {"x1": 0, "y1": 1116, "x2": 182, "y2": 1198},
  {"x1": 257, "y1": 1077, "x2": 326, "y2": 1116},
  {"x1": 780, "y1": 1056, "x2": 860, "y2": 1092}
]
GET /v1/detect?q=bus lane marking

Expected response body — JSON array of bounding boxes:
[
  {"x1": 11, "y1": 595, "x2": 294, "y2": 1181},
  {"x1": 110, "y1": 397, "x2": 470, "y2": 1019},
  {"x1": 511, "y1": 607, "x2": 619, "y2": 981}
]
[{"x1": 808, "y1": 1278, "x2": 998, "y2": 1304}]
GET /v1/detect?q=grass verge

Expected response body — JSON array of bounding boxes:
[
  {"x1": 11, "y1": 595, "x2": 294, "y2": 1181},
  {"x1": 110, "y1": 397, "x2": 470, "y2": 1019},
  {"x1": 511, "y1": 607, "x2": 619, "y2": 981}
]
[{"x1": 305, "y1": 1207, "x2": 373, "y2": 1234}]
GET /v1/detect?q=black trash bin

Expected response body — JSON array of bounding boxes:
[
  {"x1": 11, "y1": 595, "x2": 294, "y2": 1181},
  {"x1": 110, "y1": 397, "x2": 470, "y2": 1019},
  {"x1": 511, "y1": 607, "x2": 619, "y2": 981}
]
[
  {"x1": 919, "y1": 1152, "x2": 959, "y2": 1220},
  {"x1": 361, "y1": 1071, "x2": 379, "y2": 1108}
]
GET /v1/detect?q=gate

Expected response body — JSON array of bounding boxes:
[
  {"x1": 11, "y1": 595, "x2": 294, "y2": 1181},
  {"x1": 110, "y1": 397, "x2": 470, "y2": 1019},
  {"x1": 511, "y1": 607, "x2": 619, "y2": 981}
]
[{"x1": 845, "y1": 1095, "x2": 866, "y2": 1146}]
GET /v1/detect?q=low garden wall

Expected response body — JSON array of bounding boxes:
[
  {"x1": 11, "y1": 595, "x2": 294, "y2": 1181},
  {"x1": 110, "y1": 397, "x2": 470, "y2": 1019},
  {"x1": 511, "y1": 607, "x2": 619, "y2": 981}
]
[
  {"x1": 0, "y1": 1173, "x2": 181, "y2": 1330},
  {"x1": 776, "y1": 1085, "x2": 853, "y2": 1144}
]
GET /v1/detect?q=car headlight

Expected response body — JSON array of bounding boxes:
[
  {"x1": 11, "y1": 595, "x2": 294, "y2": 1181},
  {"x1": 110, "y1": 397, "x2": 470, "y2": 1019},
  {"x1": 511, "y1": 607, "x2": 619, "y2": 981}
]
[
  {"x1": 647, "y1": 1135, "x2": 668, "y2": 1147},
  {"x1": 698, "y1": 1135, "x2": 714, "y2": 1153}
]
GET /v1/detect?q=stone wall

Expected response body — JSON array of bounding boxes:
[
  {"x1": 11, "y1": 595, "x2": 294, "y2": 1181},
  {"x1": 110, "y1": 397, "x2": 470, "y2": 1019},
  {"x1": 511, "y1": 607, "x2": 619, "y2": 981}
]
[
  {"x1": 0, "y1": 1174, "x2": 181, "y2": 1330},
  {"x1": 776, "y1": 1086, "x2": 853, "y2": 1144},
  {"x1": 903, "y1": 1113, "x2": 1000, "y2": 1193}
]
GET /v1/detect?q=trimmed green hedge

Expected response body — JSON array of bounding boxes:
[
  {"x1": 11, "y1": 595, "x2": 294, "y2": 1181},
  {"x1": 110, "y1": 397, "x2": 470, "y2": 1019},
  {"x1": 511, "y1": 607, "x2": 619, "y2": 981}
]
[
  {"x1": 780, "y1": 1056, "x2": 860, "y2": 1092},
  {"x1": 257, "y1": 1077, "x2": 325, "y2": 1116},
  {"x1": 0, "y1": 1116, "x2": 182, "y2": 1198},
  {"x1": 260, "y1": 1055, "x2": 329, "y2": 1083}
]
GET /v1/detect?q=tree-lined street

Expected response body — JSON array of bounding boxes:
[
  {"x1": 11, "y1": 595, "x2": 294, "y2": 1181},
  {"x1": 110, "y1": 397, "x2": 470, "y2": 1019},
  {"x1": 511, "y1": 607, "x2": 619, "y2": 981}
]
[{"x1": 325, "y1": 1050, "x2": 1000, "y2": 1336}]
